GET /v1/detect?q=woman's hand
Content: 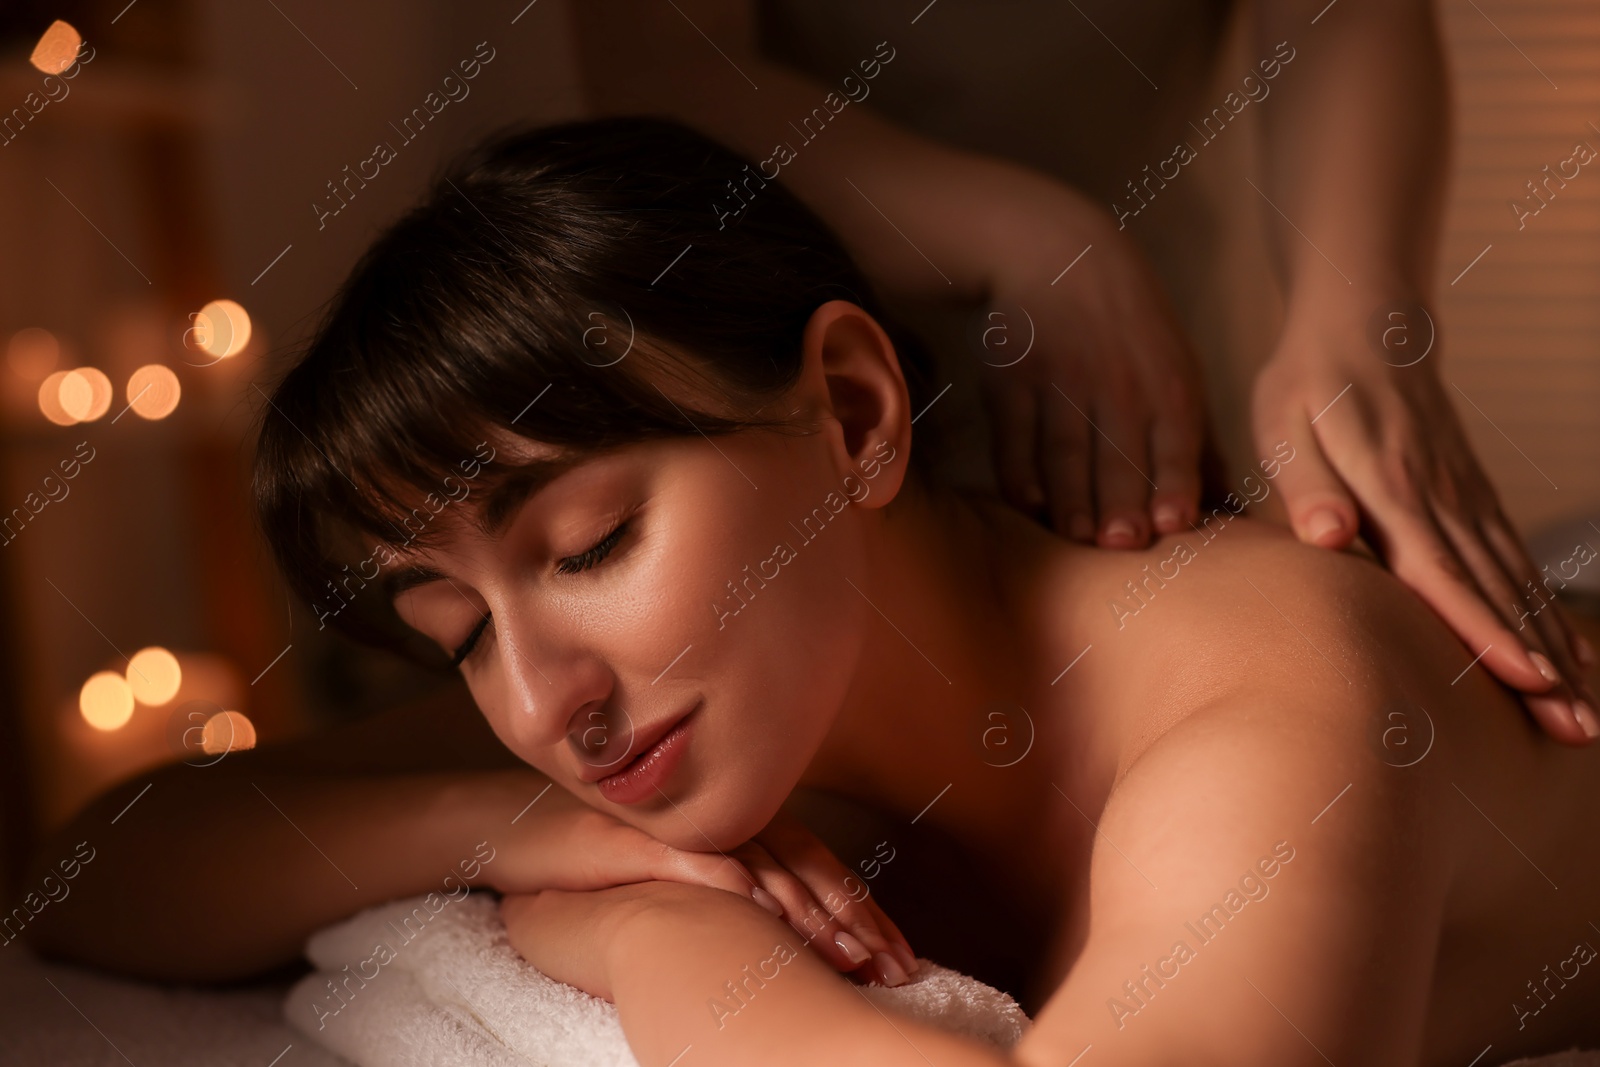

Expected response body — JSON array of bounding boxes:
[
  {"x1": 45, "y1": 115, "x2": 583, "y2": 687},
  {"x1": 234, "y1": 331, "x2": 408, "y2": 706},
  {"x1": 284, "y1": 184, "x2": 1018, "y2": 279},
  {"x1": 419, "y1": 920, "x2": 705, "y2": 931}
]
[
  {"x1": 472, "y1": 770, "x2": 769, "y2": 897},
  {"x1": 731, "y1": 806, "x2": 917, "y2": 987},
  {"x1": 1252, "y1": 304, "x2": 1599, "y2": 744},
  {"x1": 978, "y1": 187, "x2": 1208, "y2": 549},
  {"x1": 476, "y1": 774, "x2": 917, "y2": 984}
]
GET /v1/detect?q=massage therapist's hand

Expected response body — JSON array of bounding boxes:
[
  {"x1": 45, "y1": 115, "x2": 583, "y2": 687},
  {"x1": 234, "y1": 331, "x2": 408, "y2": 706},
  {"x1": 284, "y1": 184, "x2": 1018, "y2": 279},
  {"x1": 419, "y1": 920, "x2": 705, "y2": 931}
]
[
  {"x1": 1253, "y1": 305, "x2": 1600, "y2": 744},
  {"x1": 979, "y1": 186, "x2": 1207, "y2": 549}
]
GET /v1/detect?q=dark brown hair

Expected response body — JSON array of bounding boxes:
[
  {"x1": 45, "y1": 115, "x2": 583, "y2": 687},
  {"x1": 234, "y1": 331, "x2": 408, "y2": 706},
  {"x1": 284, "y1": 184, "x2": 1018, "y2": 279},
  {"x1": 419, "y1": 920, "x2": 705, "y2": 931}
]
[{"x1": 251, "y1": 115, "x2": 938, "y2": 665}]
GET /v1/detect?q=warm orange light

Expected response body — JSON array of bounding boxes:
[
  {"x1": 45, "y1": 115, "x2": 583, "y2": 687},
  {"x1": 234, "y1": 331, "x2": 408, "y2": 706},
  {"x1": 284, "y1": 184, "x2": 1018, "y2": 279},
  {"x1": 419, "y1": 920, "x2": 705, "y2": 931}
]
[
  {"x1": 194, "y1": 299, "x2": 252, "y2": 358},
  {"x1": 38, "y1": 370, "x2": 77, "y2": 425},
  {"x1": 30, "y1": 20, "x2": 81, "y2": 75},
  {"x1": 8, "y1": 328, "x2": 59, "y2": 381},
  {"x1": 80, "y1": 671, "x2": 134, "y2": 731},
  {"x1": 127, "y1": 364, "x2": 180, "y2": 419},
  {"x1": 60, "y1": 367, "x2": 112, "y2": 422},
  {"x1": 201, "y1": 710, "x2": 257, "y2": 755},
  {"x1": 127, "y1": 646, "x2": 182, "y2": 705}
]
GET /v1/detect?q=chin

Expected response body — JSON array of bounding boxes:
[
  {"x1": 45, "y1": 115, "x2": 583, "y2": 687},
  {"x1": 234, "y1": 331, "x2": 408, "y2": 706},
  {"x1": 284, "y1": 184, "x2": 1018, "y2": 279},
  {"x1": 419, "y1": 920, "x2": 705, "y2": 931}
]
[{"x1": 654, "y1": 776, "x2": 792, "y2": 853}]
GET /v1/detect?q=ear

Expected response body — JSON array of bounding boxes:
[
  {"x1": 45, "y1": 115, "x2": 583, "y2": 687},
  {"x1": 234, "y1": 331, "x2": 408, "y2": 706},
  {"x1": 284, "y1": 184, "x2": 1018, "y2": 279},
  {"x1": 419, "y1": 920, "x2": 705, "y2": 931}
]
[{"x1": 793, "y1": 300, "x2": 912, "y2": 508}]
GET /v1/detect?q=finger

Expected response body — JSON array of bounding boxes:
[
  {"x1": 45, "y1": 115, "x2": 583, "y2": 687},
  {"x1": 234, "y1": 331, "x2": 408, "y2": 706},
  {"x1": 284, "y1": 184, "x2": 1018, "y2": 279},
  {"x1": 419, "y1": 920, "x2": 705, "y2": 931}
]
[
  {"x1": 1431, "y1": 506, "x2": 1589, "y2": 734},
  {"x1": 609, "y1": 825, "x2": 764, "y2": 901},
  {"x1": 735, "y1": 840, "x2": 913, "y2": 986},
  {"x1": 1087, "y1": 401, "x2": 1153, "y2": 549},
  {"x1": 980, "y1": 377, "x2": 1046, "y2": 518},
  {"x1": 1476, "y1": 520, "x2": 1600, "y2": 742},
  {"x1": 1146, "y1": 375, "x2": 1204, "y2": 536},
  {"x1": 1362, "y1": 493, "x2": 1562, "y2": 700},
  {"x1": 1260, "y1": 409, "x2": 1359, "y2": 550},
  {"x1": 751, "y1": 818, "x2": 918, "y2": 976},
  {"x1": 1480, "y1": 515, "x2": 1594, "y2": 701},
  {"x1": 1037, "y1": 388, "x2": 1095, "y2": 542}
]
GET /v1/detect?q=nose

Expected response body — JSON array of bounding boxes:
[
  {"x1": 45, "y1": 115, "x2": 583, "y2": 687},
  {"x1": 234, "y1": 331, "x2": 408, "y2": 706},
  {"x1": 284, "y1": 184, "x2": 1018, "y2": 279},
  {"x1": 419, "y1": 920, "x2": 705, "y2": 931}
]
[{"x1": 492, "y1": 605, "x2": 614, "y2": 754}]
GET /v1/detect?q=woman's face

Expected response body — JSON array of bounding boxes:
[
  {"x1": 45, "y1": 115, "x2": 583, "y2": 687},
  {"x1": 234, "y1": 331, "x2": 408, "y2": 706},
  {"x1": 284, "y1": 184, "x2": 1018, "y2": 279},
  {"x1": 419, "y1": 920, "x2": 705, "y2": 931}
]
[{"x1": 388, "y1": 422, "x2": 891, "y2": 850}]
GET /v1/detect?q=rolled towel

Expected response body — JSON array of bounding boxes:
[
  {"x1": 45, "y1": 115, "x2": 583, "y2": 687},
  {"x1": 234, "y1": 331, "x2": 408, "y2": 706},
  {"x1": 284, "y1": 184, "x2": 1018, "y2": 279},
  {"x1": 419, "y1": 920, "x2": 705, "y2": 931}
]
[{"x1": 282, "y1": 891, "x2": 1030, "y2": 1067}]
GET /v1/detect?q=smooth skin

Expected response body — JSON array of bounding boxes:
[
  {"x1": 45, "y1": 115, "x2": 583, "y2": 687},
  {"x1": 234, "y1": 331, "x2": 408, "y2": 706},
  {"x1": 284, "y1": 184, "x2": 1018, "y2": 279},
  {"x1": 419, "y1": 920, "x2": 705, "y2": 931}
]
[
  {"x1": 19, "y1": 645, "x2": 915, "y2": 988},
  {"x1": 397, "y1": 300, "x2": 1600, "y2": 1067},
  {"x1": 571, "y1": 0, "x2": 1596, "y2": 731}
]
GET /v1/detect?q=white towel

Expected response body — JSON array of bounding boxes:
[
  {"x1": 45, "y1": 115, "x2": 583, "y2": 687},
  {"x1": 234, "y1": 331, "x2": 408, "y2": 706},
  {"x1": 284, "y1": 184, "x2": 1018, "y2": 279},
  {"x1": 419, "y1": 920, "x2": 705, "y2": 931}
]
[{"x1": 281, "y1": 890, "x2": 1030, "y2": 1067}]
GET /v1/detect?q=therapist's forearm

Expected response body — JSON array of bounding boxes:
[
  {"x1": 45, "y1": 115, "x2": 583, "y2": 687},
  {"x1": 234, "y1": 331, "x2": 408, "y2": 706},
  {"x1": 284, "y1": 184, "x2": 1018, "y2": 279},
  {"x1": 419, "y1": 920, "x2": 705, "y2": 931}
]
[
  {"x1": 572, "y1": 5, "x2": 1082, "y2": 305},
  {"x1": 1251, "y1": 0, "x2": 1450, "y2": 317},
  {"x1": 609, "y1": 893, "x2": 1014, "y2": 1067}
]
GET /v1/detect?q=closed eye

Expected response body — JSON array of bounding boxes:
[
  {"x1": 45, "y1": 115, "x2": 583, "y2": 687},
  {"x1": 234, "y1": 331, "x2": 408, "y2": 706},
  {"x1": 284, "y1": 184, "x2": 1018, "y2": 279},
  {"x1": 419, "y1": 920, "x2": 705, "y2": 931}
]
[
  {"x1": 554, "y1": 519, "x2": 629, "y2": 576},
  {"x1": 448, "y1": 520, "x2": 631, "y2": 668}
]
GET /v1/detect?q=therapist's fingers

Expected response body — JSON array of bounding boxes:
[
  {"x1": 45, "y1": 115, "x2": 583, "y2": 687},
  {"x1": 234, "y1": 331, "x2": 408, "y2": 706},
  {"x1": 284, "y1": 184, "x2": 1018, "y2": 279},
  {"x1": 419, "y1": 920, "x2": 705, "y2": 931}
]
[
  {"x1": 980, "y1": 376, "x2": 1046, "y2": 518},
  {"x1": 1353, "y1": 476, "x2": 1575, "y2": 717},
  {"x1": 1038, "y1": 386, "x2": 1095, "y2": 542},
  {"x1": 1146, "y1": 375, "x2": 1204, "y2": 536},
  {"x1": 1430, "y1": 505, "x2": 1589, "y2": 736},
  {"x1": 1473, "y1": 515, "x2": 1599, "y2": 741},
  {"x1": 1256, "y1": 412, "x2": 1359, "y2": 552},
  {"x1": 1088, "y1": 401, "x2": 1153, "y2": 549}
]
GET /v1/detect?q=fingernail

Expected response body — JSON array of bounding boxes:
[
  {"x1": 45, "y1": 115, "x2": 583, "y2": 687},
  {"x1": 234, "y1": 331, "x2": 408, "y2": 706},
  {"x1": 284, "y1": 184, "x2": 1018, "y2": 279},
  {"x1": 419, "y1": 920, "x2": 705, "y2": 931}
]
[
  {"x1": 833, "y1": 930, "x2": 871, "y2": 966},
  {"x1": 1305, "y1": 509, "x2": 1343, "y2": 546},
  {"x1": 1575, "y1": 634, "x2": 1596, "y2": 668},
  {"x1": 1529, "y1": 651, "x2": 1562, "y2": 685},
  {"x1": 751, "y1": 886, "x2": 784, "y2": 917},
  {"x1": 1068, "y1": 514, "x2": 1096, "y2": 542},
  {"x1": 1103, "y1": 518, "x2": 1137, "y2": 547},
  {"x1": 1574, "y1": 701, "x2": 1600, "y2": 741},
  {"x1": 892, "y1": 943, "x2": 919, "y2": 975},
  {"x1": 873, "y1": 951, "x2": 909, "y2": 987},
  {"x1": 1152, "y1": 504, "x2": 1182, "y2": 532}
]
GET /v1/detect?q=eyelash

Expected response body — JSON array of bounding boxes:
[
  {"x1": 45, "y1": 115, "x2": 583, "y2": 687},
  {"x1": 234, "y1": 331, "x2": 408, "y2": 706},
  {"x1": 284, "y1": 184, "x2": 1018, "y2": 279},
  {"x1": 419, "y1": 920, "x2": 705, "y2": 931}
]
[{"x1": 448, "y1": 520, "x2": 631, "y2": 668}]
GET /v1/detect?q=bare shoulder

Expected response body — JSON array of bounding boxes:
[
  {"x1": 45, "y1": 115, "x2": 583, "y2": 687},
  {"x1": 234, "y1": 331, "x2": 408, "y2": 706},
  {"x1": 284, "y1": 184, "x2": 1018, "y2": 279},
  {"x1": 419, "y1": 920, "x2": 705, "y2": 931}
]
[{"x1": 1066, "y1": 516, "x2": 1480, "y2": 768}]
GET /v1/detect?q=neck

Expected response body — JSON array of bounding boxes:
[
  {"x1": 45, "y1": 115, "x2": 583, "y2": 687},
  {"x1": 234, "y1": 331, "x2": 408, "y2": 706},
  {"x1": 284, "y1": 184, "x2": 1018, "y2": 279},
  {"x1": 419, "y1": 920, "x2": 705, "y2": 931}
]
[{"x1": 798, "y1": 477, "x2": 1045, "y2": 823}]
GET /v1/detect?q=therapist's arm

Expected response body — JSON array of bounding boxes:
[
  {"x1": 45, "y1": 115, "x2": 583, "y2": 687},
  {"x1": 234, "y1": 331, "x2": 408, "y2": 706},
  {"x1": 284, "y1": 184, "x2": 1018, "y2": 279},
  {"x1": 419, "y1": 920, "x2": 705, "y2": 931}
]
[
  {"x1": 570, "y1": 0, "x2": 1208, "y2": 547},
  {"x1": 1245, "y1": 0, "x2": 1596, "y2": 737}
]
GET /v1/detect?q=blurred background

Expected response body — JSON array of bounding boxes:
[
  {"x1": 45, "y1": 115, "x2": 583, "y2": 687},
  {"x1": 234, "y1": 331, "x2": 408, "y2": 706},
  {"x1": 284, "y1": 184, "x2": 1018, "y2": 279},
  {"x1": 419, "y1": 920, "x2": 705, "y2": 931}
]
[{"x1": 0, "y1": 0, "x2": 1595, "y2": 902}]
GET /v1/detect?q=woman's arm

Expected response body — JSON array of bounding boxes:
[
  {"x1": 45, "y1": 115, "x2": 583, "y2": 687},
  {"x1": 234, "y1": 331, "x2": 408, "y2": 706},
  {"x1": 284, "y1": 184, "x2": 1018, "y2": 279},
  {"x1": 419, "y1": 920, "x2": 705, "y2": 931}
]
[
  {"x1": 18, "y1": 681, "x2": 547, "y2": 981},
  {"x1": 23, "y1": 679, "x2": 912, "y2": 985},
  {"x1": 506, "y1": 881, "x2": 1014, "y2": 1067}
]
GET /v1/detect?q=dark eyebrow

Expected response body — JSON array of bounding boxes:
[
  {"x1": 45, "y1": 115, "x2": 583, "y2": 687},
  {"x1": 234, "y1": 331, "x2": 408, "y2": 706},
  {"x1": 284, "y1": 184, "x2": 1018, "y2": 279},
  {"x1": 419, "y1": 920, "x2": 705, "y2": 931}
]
[
  {"x1": 476, "y1": 455, "x2": 588, "y2": 537},
  {"x1": 383, "y1": 562, "x2": 450, "y2": 601},
  {"x1": 380, "y1": 454, "x2": 588, "y2": 602}
]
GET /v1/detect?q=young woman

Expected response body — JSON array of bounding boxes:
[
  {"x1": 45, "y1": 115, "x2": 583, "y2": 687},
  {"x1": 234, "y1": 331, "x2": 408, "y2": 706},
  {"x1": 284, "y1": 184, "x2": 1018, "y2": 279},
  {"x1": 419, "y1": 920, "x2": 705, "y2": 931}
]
[{"x1": 29, "y1": 118, "x2": 1600, "y2": 1067}]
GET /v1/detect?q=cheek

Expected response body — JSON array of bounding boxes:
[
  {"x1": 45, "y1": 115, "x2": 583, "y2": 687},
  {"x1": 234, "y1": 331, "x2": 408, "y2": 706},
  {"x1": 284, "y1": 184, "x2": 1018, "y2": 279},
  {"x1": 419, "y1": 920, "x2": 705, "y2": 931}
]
[{"x1": 631, "y1": 438, "x2": 872, "y2": 846}]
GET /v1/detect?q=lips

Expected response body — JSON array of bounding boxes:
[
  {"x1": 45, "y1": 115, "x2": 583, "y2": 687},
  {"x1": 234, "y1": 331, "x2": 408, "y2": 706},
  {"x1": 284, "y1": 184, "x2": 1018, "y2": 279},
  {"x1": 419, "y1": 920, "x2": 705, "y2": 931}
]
[
  {"x1": 574, "y1": 705, "x2": 694, "y2": 784},
  {"x1": 592, "y1": 706, "x2": 697, "y2": 806}
]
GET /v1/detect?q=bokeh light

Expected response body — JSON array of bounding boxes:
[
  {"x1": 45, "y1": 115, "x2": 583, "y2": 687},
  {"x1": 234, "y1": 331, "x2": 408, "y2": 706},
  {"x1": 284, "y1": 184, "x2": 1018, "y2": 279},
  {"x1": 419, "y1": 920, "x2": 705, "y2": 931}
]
[
  {"x1": 59, "y1": 367, "x2": 112, "y2": 422},
  {"x1": 29, "y1": 20, "x2": 81, "y2": 75},
  {"x1": 127, "y1": 647, "x2": 182, "y2": 705},
  {"x1": 8, "y1": 328, "x2": 60, "y2": 381},
  {"x1": 37, "y1": 370, "x2": 76, "y2": 425},
  {"x1": 79, "y1": 671, "x2": 134, "y2": 731},
  {"x1": 201, "y1": 710, "x2": 257, "y2": 755},
  {"x1": 193, "y1": 299, "x2": 252, "y2": 358},
  {"x1": 127, "y1": 364, "x2": 180, "y2": 419}
]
